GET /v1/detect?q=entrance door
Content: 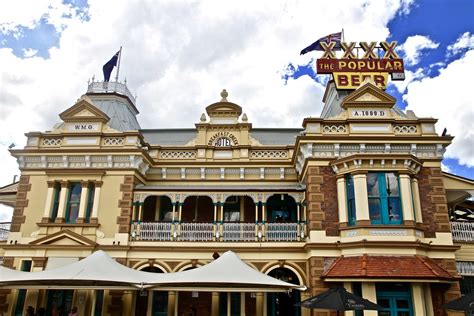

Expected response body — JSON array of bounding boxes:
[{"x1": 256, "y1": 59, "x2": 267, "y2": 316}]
[
  {"x1": 266, "y1": 268, "x2": 301, "y2": 316},
  {"x1": 376, "y1": 283, "x2": 413, "y2": 316}
]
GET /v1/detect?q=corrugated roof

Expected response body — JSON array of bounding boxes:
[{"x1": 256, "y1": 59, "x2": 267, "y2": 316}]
[{"x1": 139, "y1": 128, "x2": 303, "y2": 146}]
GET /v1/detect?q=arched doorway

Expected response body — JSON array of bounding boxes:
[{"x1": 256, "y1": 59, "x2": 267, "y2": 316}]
[
  {"x1": 142, "y1": 195, "x2": 174, "y2": 222},
  {"x1": 135, "y1": 266, "x2": 168, "y2": 316},
  {"x1": 181, "y1": 196, "x2": 214, "y2": 222},
  {"x1": 266, "y1": 194, "x2": 297, "y2": 222},
  {"x1": 222, "y1": 196, "x2": 256, "y2": 241},
  {"x1": 266, "y1": 268, "x2": 301, "y2": 316}
]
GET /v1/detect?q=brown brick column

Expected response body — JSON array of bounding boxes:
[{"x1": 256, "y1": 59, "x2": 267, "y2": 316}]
[
  {"x1": 11, "y1": 175, "x2": 31, "y2": 232},
  {"x1": 306, "y1": 166, "x2": 339, "y2": 236},
  {"x1": 417, "y1": 167, "x2": 450, "y2": 238},
  {"x1": 116, "y1": 176, "x2": 135, "y2": 233}
]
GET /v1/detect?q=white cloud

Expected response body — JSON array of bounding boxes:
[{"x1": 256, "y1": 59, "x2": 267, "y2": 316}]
[
  {"x1": 441, "y1": 163, "x2": 452, "y2": 173},
  {"x1": 22, "y1": 48, "x2": 38, "y2": 58},
  {"x1": 0, "y1": 0, "x2": 86, "y2": 36},
  {"x1": 398, "y1": 35, "x2": 439, "y2": 66},
  {"x1": 404, "y1": 50, "x2": 474, "y2": 167},
  {"x1": 447, "y1": 32, "x2": 474, "y2": 56},
  {"x1": 0, "y1": 0, "x2": 422, "y2": 192}
]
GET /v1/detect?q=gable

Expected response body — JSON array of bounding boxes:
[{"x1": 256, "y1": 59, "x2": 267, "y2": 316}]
[
  {"x1": 342, "y1": 82, "x2": 396, "y2": 109},
  {"x1": 30, "y1": 229, "x2": 97, "y2": 247},
  {"x1": 59, "y1": 96, "x2": 110, "y2": 123}
]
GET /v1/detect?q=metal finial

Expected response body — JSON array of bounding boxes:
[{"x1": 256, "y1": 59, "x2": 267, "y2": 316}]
[
  {"x1": 220, "y1": 89, "x2": 228, "y2": 101},
  {"x1": 92, "y1": 75, "x2": 95, "y2": 82},
  {"x1": 242, "y1": 113, "x2": 248, "y2": 122},
  {"x1": 200, "y1": 113, "x2": 206, "y2": 122}
]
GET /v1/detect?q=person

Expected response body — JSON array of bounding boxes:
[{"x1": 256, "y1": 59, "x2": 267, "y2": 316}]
[
  {"x1": 26, "y1": 306, "x2": 35, "y2": 316},
  {"x1": 68, "y1": 306, "x2": 78, "y2": 316}
]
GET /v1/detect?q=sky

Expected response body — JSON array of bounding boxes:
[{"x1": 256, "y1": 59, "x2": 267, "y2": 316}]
[{"x1": 0, "y1": 0, "x2": 473, "y2": 220}]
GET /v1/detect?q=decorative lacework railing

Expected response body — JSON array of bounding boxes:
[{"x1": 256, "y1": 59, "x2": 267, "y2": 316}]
[
  {"x1": 250, "y1": 150, "x2": 288, "y2": 159},
  {"x1": 457, "y1": 261, "x2": 474, "y2": 275},
  {"x1": 266, "y1": 223, "x2": 298, "y2": 241},
  {"x1": 451, "y1": 221, "x2": 474, "y2": 242},
  {"x1": 103, "y1": 137, "x2": 124, "y2": 146},
  {"x1": 322, "y1": 124, "x2": 347, "y2": 133},
  {"x1": 0, "y1": 222, "x2": 10, "y2": 241},
  {"x1": 394, "y1": 125, "x2": 418, "y2": 134},
  {"x1": 139, "y1": 222, "x2": 172, "y2": 241},
  {"x1": 223, "y1": 223, "x2": 255, "y2": 242},
  {"x1": 180, "y1": 222, "x2": 214, "y2": 241},
  {"x1": 87, "y1": 81, "x2": 136, "y2": 106},
  {"x1": 160, "y1": 150, "x2": 197, "y2": 159},
  {"x1": 42, "y1": 138, "x2": 62, "y2": 147}
]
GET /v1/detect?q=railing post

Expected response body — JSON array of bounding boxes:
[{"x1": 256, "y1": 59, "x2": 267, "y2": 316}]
[
  {"x1": 255, "y1": 202, "x2": 259, "y2": 241},
  {"x1": 261, "y1": 202, "x2": 266, "y2": 241}
]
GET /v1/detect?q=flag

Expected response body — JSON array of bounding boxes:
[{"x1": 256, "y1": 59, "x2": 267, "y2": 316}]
[
  {"x1": 300, "y1": 32, "x2": 342, "y2": 55},
  {"x1": 102, "y1": 51, "x2": 120, "y2": 82}
]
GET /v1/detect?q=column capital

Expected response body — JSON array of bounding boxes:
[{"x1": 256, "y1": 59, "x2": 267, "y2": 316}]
[
  {"x1": 47, "y1": 181, "x2": 56, "y2": 188},
  {"x1": 60, "y1": 181, "x2": 69, "y2": 188},
  {"x1": 81, "y1": 180, "x2": 89, "y2": 187},
  {"x1": 93, "y1": 180, "x2": 103, "y2": 187}
]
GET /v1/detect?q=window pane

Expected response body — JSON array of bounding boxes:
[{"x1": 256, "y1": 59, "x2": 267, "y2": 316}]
[
  {"x1": 386, "y1": 173, "x2": 399, "y2": 196},
  {"x1": 369, "y1": 198, "x2": 381, "y2": 222},
  {"x1": 388, "y1": 198, "x2": 402, "y2": 222},
  {"x1": 377, "y1": 298, "x2": 390, "y2": 308},
  {"x1": 398, "y1": 312, "x2": 410, "y2": 316},
  {"x1": 348, "y1": 199, "x2": 356, "y2": 225},
  {"x1": 396, "y1": 299, "x2": 409, "y2": 308},
  {"x1": 346, "y1": 175, "x2": 355, "y2": 199},
  {"x1": 66, "y1": 183, "x2": 82, "y2": 223},
  {"x1": 367, "y1": 173, "x2": 380, "y2": 196}
]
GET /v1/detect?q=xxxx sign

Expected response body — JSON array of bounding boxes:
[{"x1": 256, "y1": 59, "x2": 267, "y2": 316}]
[{"x1": 316, "y1": 41, "x2": 405, "y2": 90}]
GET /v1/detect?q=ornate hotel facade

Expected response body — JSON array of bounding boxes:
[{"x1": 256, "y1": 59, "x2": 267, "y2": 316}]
[{"x1": 0, "y1": 77, "x2": 473, "y2": 316}]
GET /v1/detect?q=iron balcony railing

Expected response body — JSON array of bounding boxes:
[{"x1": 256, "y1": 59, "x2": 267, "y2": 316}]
[
  {"x1": 0, "y1": 222, "x2": 11, "y2": 241},
  {"x1": 457, "y1": 261, "x2": 474, "y2": 275},
  {"x1": 130, "y1": 221, "x2": 305, "y2": 242},
  {"x1": 87, "y1": 81, "x2": 136, "y2": 107},
  {"x1": 450, "y1": 221, "x2": 474, "y2": 242}
]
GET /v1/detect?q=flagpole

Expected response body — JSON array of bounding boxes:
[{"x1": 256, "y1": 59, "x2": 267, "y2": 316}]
[
  {"x1": 342, "y1": 28, "x2": 345, "y2": 42},
  {"x1": 115, "y1": 46, "x2": 122, "y2": 83}
]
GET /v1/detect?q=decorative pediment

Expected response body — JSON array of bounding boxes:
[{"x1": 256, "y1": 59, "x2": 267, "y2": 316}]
[
  {"x1": 59, "y1": 96, "x2": 110, "y2": 123},
  {"x1": 29, "y1": 229, "x2": 97, "y2": 247},
  {"x1": 342, "y1": 81, "x2": 396, "y2": 109},
  {"x1": 206, "y1": 89, "x2": 242, "y2": 118}
]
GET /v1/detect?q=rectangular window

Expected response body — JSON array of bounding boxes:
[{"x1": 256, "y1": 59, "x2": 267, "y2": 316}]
[
  {"x1": 50, "y1": 182, "x2": 61, "y2": 222},
  {"x1": 367, "y1": 172, "x2": 403, "y2": 225},
  {"x1": 14, "y1": 260, "x2": 32, "y2": 316},
  {"x1": 65, "y1": 182, "x2": 82, "y2": 223},
  {"x1": 84, "y1": 183, "x2": 95, "y2": 223},
  {"x1": 346, "y1": 175, "x2": 356, "y2": 226}
]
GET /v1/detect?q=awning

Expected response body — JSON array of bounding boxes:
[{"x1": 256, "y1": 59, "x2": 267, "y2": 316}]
[
  {"x1": 147, "y1": 251, "x2": 306, "y2": 292},
  {"x1": 321, "y1": 255, "x2": 458, "y2": 283},
  {"x1": 0, "y1": 250, "x2": 305, "y2": 292}
]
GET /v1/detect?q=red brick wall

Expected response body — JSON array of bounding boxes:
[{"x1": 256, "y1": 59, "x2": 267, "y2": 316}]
[
  {"x1": 306, "y1": 166, "x2": 339, "y2": 236},
  {"x1": 417, "y1": 167, "x2": 450, "y2": 238}
]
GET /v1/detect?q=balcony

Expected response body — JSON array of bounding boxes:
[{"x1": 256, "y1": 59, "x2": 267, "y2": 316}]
[
  {"x1": 450, "y1": 221, "x2": 474, "y2": 242},
  {"x1": 130, "y1": 221, "x2": 305, "y2": 242},
  {"x1": 0, "y1": 222, "x2": 11, "y2": 241},
  {"x1": 87, "y1": 80, "x2": 136, "y2": 107}
]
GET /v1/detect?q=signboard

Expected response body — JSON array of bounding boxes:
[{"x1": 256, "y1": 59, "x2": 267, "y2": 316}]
[
  {"x1": 208, "y1": 131, "x2": 239, "y2": 147},
  {"x1": 316, "y1": 41, "x2": 405, "y2": 90}
]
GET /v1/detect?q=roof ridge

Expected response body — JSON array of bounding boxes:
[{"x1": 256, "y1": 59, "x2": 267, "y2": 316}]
[{"x1": 416, "y1": 255, "x2": 442, "y2": 278}]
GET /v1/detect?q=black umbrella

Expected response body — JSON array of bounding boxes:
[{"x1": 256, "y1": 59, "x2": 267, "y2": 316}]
[
  {"x1": 295, "y1": 287, "x2": 382, "y2": 314},
  {"x1": 443, "y1": 292, "x2": 474, "y2": 311}
]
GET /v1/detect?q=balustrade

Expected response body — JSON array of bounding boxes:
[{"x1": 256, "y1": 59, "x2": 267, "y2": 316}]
[
  {"x1": 222, "y1": 222, "x2": 255, "y2": 242},
  {"x1": 450, "y1": 221, "x2": 474, "y2": 242},
  {"x1": 130, "y1": 221, "x2": 302, "y2": 242},
  {"x1": 266, "y1": 222, "x2": 299, "y2": 241}
]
